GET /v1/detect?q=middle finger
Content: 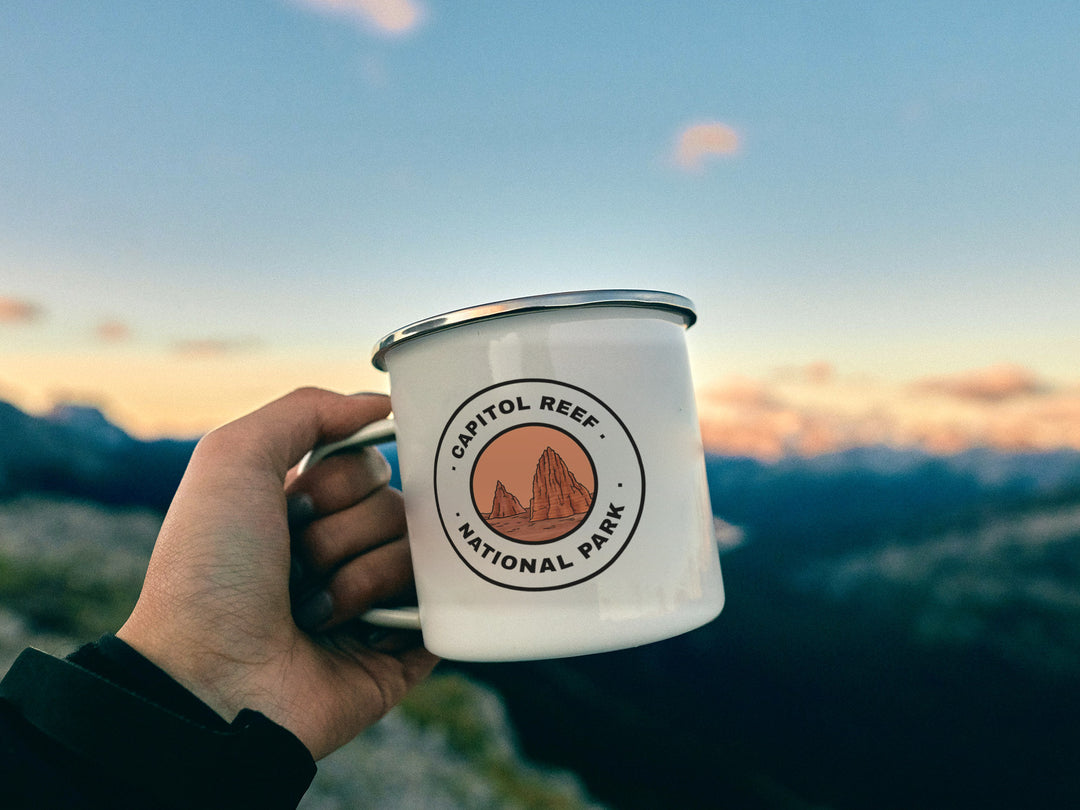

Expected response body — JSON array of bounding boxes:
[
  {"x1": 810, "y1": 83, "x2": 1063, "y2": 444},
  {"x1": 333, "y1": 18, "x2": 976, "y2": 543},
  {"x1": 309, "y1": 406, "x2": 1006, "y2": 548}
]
[{"x1": 301, "y1": 486, "x2": 407, "y2": 574}]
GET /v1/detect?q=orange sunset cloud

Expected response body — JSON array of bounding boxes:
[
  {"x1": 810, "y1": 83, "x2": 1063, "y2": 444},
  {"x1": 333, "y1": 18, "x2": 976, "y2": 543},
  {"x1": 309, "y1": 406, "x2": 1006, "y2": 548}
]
[
  {"x1": 913, "y1": 364, "x2": 1045, "y2": 402},
  {"x1": 95, "y1": 320, "x2": 132, "y2": 343},
  {"x1": 673, "y1": 121, "x2": 741, "y2": 171},
  {"x1": 698, "y1": 364, "x2": 1080, "y2": 459},
  {"x1": 171, "y1": 337, "x2": 263, "y2": 358},
  {"x1": 0, "y1": 296, "x2": 44, "y2": 324}
]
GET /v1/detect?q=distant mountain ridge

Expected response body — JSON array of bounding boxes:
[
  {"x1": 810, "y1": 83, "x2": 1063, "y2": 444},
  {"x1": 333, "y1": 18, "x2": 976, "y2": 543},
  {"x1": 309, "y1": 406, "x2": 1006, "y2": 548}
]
[
  {"x1": 3, "y1": 398, "x2": 1080, "y2": 518},
  {"x1": 0, "y1": 401, "x2": 197, "y2": 512},
  {"x1": 707, "y1": 442, "x2": 1080, "y2": 559}
]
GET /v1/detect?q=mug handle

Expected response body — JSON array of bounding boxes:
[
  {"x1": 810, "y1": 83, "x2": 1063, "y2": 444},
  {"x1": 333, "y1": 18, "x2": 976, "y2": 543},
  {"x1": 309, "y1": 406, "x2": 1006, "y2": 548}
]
[
  {"x1": 296, "y1": 416, "x2": 422, "y2": 632},
  {"x1": 297, "y1": 416, "x2": 398, "y2": 475}
]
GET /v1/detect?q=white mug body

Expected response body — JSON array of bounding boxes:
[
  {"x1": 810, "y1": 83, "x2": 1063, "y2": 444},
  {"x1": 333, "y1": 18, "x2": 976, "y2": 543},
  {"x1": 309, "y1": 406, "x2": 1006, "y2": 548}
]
[{"x1": 377, "y1": 293, "x2": 724, "y2": 661}]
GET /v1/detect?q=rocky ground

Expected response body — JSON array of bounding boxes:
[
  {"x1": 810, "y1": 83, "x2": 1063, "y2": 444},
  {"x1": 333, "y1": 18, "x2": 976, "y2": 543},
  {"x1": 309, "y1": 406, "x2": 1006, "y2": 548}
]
[{"x1": 0, "y1": 495, "x2": 607, "y2": 810}]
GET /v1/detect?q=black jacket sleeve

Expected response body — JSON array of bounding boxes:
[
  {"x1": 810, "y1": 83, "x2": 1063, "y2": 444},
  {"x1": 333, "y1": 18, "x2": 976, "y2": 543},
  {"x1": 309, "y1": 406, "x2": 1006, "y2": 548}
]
[{"x1": 0, "y1": 636, "x2": 316, "y2": 810}]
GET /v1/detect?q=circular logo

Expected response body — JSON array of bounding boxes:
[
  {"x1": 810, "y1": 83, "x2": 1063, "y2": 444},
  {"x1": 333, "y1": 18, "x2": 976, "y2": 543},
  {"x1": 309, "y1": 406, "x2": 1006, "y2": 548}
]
[{"x1": 434, "y1": 379, "x2": 645, "y2": 591}]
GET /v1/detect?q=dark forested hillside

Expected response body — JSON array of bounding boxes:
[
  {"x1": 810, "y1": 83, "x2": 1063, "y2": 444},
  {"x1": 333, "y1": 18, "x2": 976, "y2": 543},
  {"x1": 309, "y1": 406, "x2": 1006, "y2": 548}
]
[
  {"x1": 0, "y1": 402, "x2": 196, "y2": 512},
  {"x1": 3, "y1": 401, "x2": 1079, "y2": 808},
  {"x1": 460, "y1": 451, "x2": 1080, "y2": 809}
]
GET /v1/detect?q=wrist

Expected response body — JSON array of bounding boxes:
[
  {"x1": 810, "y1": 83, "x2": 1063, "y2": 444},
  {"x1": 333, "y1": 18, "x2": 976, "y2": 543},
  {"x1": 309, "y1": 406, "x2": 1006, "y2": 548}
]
[
  {"x1": 0, "y1": 644, "x2": 316, "y2": 809},
  {"x1": 114, "y1": 621, "x2": 262, "y2": 724}
]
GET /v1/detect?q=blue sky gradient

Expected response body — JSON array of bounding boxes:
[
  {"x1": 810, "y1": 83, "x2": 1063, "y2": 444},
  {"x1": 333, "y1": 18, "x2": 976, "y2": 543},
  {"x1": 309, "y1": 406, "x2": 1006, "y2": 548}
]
[{"x1": 2, "y1": 1, "x2": 1078, "y2": 443}]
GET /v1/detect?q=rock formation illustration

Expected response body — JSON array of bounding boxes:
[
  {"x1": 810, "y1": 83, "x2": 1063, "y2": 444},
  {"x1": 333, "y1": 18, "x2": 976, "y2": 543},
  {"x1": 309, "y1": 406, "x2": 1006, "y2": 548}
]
[
  {"x1": 487, "y1": 480, "x2": 528, "y2": 518},
  {"x1": 527, "y1": 446, "x2": 593, "y2": 521}
]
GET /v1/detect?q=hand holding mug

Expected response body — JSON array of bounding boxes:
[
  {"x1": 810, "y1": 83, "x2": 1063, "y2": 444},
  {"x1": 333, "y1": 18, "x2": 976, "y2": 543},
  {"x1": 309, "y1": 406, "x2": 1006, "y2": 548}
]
[{"x1": 117, "y1": 389, "x2": 438, "y2": 760}]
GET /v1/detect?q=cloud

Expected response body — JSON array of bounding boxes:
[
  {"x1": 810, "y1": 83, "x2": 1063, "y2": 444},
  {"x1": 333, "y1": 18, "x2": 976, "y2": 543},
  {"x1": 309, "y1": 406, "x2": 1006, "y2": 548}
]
[
  {"x1": 95, "y1": 320, "x2": 132, "y2": 343},
  {"x1": 773, "y1": 361, "x2": 836, "y2": 386},
  {"x1": 0, "y1": 296, "x2": 44, "y2": 324},
  {"x1": 702, "y1": 376, "x2": 776, "y2": 409},
  {"x1": 673, "y1": 121, "x2": 740, "y2": 171},
  {"x1": 699, "y1": 376, "x2": 832, "y2": 459},
  {"x1": 292, "y1": 0, "x2": 425, "y2": 35},
  {"x1": 171, "y1": 338, "x2": 262, "y2": 358},
  {"x1": 697, "y1": 364, "x2": 1080, "y2": 459},
  {"x1": 913, "y1": 364, "x2": 1045, "y2": 402}
]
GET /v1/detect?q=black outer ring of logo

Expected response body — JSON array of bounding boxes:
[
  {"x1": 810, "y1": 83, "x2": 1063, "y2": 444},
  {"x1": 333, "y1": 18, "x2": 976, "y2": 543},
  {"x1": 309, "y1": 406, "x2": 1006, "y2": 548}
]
[
  {"x1": 433, "y1": 378, "x2": 646, "y2": 592},
  {"x1": 469, "y1": 422, "x2": 599, "y2": 546}
]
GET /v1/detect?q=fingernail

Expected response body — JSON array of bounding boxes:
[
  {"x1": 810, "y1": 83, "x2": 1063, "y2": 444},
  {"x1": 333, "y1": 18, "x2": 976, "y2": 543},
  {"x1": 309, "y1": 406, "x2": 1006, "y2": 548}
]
[
  {"x1": 362, "y1": 447, "x2": 393, "y2": 483},
  {"x1": 294, "y1": 590, "x2": 334, "y2": 631},
  {"x1": 287, "y1": 493, "x2": 316, "y2": 530}
]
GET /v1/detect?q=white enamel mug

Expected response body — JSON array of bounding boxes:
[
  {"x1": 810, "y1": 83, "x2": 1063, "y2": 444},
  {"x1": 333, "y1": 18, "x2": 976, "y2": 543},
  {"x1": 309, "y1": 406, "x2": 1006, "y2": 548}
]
[{"x1": 300, "y1": 290, "x2": 724, "y2": 661}]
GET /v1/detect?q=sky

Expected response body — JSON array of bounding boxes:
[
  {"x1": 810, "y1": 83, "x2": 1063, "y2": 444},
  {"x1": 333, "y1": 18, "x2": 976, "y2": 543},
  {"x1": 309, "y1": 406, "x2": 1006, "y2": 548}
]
[{"x1": 1, "y1": 1, "x2": 1078, "y2": 454}]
